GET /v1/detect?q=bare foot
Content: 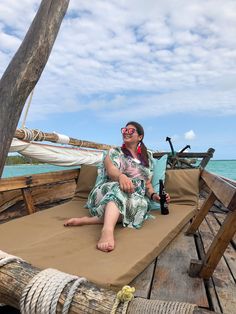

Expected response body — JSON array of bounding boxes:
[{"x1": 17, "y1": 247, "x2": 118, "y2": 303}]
[
  {"x1": 97, "y1": 229, "x2": 115, "y2": 252},
  {"x1": 64, "y1": 216, "x2": 102, "y2": 227}
]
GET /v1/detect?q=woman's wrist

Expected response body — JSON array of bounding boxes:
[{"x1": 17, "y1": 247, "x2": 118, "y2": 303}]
[
  {"x1": 118, "y1": 173, "x2": 125, "y2": 181},
  {"x1": 150, "y1": 192, "x2": 157, "y2": 200}
]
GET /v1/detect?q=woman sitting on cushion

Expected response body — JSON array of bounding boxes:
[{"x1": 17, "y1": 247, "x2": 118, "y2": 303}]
[{"x1": 64, "y1": 121, "x2": 170, "y2": 252}]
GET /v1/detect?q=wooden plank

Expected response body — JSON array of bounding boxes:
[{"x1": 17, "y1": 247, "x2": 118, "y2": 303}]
[
  {"x1": 0, "y1": 190, "x2": 23, "y2": 213},
  {"x1": 32, "y1": 180, "x2": 76, "y2": 205},
  {"x1": 206, "y1": 213, "x2": 236, "y2": 281},
  {"x1": 0, "y1": 169, "x2": 79, "y2": 192},
  {"x1": 201, "y1": 170, "x2": 236, "y2": 210},
  {"x1": 199, "y1": 219, "x2": 236, "y2": 314},
  {"x1": 199, "y1": 211, "x2": 236, "y2": 279},
  {"x1": 0, "y1": 0, "x2": 70, "y2": 177},
  {"x1": 186, "y1": 192, "x2": 217, "y2": 235},
  {"x1": 0, "y1": 180, "x2": 77, "y2": 223},
  {"x1": 130, "y1": 260, "x2": 156, "y2": 298},
  {"x1": 195, "y1": 230, "x2": 222, "y2": 313},
  {"x1": 150, "y1": 225, "x2": 208, "y2": 307},
  {"x1": 214, "y1": 213, "x2": 236, "y2": 245},
  {"x1": 21, "y1": 188, "x2": 36, "y2": 214}
]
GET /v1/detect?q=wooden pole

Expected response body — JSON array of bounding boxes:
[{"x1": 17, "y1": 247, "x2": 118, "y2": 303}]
[
  {"x1": 0, "y1": 0, "x2": 70, "y2": 177},
  {"x1": 0, "y1": 254, "x2": 123, "y2": 313},
  {"x1": 14, "y1": 128, "x2": 113, "y2": 150}
]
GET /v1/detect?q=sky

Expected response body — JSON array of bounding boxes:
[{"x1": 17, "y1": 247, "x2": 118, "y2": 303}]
[{"x1": 0, "y1": 0, "x2": 236, "y2": 159}]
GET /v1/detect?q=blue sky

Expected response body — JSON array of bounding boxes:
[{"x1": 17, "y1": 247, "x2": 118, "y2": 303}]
[{"x1": 0, "y1": 0, "x2": 236, "y2": 159}]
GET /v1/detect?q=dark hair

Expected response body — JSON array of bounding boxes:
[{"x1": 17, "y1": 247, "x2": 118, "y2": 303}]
[{"x1": 121, "y1": 121, "x2": 149, "y2": 167}]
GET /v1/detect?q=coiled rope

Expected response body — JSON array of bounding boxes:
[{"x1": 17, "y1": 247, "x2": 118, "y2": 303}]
[{"x1": 0, "y1": 254, "x2": 87, "y2": 314}]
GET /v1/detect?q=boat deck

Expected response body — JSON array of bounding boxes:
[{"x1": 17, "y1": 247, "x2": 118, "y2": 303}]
[{"x1": 131, "y1": 204, "x2": 236, "y2": 314}]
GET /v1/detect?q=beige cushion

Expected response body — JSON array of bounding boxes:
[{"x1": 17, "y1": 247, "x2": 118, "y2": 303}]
[
  {"x1": 0, "y1": 200, "x2": 195, "y2": 290},
  {"x1": 165, "y1": 169, "x2": 200, "y2": 206},
  {"x1": 73, "y1": 165, "x2": 98, "y2": 200}
]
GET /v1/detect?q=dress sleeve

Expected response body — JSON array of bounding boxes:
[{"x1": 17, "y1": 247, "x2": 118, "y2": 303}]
[{"x1": 108, "y1": 147, "x2": 122, "y2": 169}]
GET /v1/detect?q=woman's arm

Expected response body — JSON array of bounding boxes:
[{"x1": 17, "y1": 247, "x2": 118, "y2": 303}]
[
  {"x1": 146, "y1": 179, "x2": 170, "y2": 203},
  {"x1": 146, "y1": 179, "x2": 160, "y2": 202},
  {"x1": 104, "y1": 154, "x2": 134, "y2": 193}
]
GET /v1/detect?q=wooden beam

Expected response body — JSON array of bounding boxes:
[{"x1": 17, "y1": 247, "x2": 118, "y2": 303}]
[
  {"x1": 0, "y1": 0, "x2": 70, "y2": 177},
  {"x1": 0, "y1": 169, "x2": 79, "y2": 192},
  {"x1": 153, "y1": 151, "x2": 214, "y2": 159},
  {"x1": 199, "y1": 210, "x2": 236, "y2": 279},
  {"x1": 186, "y1": 192, "x2": 217, "y2": 235},
  {"x1": 14, "y1": 129, "x2": 112, "y2": 150},
  {"x1": 201, "y1": 170, "x2": 236, "y2": 210},
  {"x1": 21, "y1": 188, "x2": 36, "y2": 214},
  {"x1": 199, "y1": 148, "x2": 215, "y2": 168}
]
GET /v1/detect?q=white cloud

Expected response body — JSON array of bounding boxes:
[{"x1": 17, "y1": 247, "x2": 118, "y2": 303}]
[
  {"x1": 0, "y1": 0, "x2": 236, "y2": 122},
  {"x1": 184, "y1": 130, "x2": 196, "y2": 140}
]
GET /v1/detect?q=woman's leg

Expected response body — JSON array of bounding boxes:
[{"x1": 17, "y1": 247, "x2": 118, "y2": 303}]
[
  {"x1": 64, "y1": 216, "x2": 103, "y2": 227},
  {"x1": 97, "y1": 201, "x2": 121, "y2": 252}
]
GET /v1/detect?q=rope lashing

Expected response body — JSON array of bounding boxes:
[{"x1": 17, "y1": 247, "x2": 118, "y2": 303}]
[
  {"x1": 20, "y1": 268, "x2": 87, "y2": 314},
  {"x1": 53, "y1": 132, "x2": 70, "y2": 145},
  {"x1": 111, "y1": 285, "x2": 135, "y2": 314},
  {"x1": 0, "y1": 253, "x2": 87, "y2": 314},
  {"x1": 19, "y1": 128, "x2": 46, "y2": 142}
]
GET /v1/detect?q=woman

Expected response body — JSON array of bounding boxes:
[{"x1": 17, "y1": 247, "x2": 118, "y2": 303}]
[{"x1": 64, "y1": 121, "x2": 169, "y2": 252}]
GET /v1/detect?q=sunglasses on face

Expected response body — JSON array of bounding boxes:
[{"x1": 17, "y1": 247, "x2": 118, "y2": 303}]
[{"x1": 121, "y1": 127, "x2": 137, "y2": 135}]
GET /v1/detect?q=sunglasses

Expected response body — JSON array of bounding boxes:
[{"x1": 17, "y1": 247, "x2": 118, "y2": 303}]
[{"x1": 121, "y1": 127, "x2": 137, "y2": 135}]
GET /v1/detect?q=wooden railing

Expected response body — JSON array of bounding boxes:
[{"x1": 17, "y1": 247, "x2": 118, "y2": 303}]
[
  {"x1": 0, "y1": 169, "x2": 80, "y2": 215},
  {"x1": 153, "y1": 148, "x2": 215, "y2": 169},
  {"x1": 186, "y1": 170, "x2": 236, "y2": 279}
]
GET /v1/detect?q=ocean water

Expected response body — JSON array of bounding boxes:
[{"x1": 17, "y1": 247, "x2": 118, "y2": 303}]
[
  {"x1": 2, "y1": 160, "x2": 236, "y2": 181},
  {"x1": 2, "y1": 164, "x2": 79, "y2": 178},
  {"x1": 205, "y1": 160, "x2": 236, "y2": 181}
]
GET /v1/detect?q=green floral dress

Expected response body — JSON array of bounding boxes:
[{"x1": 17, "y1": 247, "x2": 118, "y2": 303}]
[{"x1": 86, "y1": 147, "x2": 154, "y2": 229}]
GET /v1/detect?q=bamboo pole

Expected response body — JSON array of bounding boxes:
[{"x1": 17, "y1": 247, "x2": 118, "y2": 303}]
[
  {"x1": 15, "y1": 129, "x2": 113, "y2": 150},
  {"x1": 0, "y1": 0, "x2": 70, "y2": 177}
]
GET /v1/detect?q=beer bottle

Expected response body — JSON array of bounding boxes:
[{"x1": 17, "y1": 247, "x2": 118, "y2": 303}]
[{"x1": 159, "y1": 179, "x2": 169, "y2": 215}]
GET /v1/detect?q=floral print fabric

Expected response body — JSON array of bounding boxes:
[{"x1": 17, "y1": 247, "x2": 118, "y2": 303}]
[{"x1": 86, "y1": 147, "x2": 153, "y2": 229}]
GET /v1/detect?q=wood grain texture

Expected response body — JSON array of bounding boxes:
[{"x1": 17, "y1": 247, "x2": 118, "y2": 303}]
[
  {"x1": 150, "y1": 225, "x2": 208, "y2": 307},
  {"x1": 0, "y1": 0, "x2": 70, "y2": 176},
  {"x1": 199, "y1": 219, "x2": 236, "y2": 314}
]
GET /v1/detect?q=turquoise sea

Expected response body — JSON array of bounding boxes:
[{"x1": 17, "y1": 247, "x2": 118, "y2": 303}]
[{"x1": 2, "y1": 160, "x2": 236, "y2": 181}]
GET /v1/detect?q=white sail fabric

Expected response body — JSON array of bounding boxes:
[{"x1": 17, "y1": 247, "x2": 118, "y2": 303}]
[{"x1": 10, "y1": 138, "x2": 104, "y2": 166}]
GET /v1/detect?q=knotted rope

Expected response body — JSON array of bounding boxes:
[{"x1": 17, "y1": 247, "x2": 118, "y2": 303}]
[
  {"x1": 19, "y1": 128, "x2": 46, "y2": 142},
  {"x1": 111, "y1": 285, "x2": 135, "y2": 314},
  {"x1": 0, "y1": 252, "x2": 87, "y2": 314}
]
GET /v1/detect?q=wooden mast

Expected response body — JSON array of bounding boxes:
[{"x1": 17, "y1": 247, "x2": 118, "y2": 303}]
[{"x1": 0, "y1": 0, "x2": 70, "y2": 177}]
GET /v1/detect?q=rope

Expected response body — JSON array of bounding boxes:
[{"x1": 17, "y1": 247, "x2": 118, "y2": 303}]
[
  {"x1": 53, "y1": 132, "x2": 70, "y2": 144},
  {"x1": 0, "y1": 256, "x2": 22, "y2": 267},
  {"x1": 18, "y1": 128, "x2": 46, "y2": 142},
  {"x1": 21, "y1": 89, "x2": 34, "y2": 128},
  {"x1": 20, "y1": 268, "x2": 87, "y2": 314},
  {"x1": 128, "y1": 298, "x2": 196, "y2": 314},
  {"x1": 111, "y1": 285, "x2": 135, "y2": 314},
  {"x1": 0, "y1": 252, "x2": 87, "y2": 314}
]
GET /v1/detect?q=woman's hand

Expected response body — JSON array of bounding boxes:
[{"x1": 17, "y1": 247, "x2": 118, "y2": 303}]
[
  {"x1": 151, "y1": 193, "x2": 170, "y2": 203},
  {"x1": 119, "y1": 174, "x2": 134, "y2": 193},
  {"x1": 166, "y1": 193, "x2": 171, "y2": 203},
  {"x1": 152, "y1": 193, "x2": 160, "y2": 202}
]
